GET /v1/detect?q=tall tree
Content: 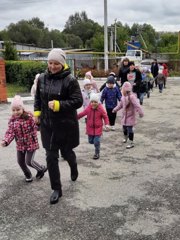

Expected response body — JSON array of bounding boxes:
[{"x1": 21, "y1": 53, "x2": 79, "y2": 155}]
[
  {"x1": 28, "y1": 17, "x2": 45, "y2": 29},
  {"x1": 63, "y1": 11, "x2": 103, "y2": 47},
  {"x1": 65, "y1": 34, "x2": 83, "y2": 48},
  {"x1": 90, "y1": 33, "x2": 104, "y2": 51},
  {"x1": 3, "y1": 41, "x2": 18, "y2": 60}
]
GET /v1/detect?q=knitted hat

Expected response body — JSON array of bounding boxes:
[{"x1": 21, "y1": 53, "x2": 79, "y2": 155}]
[
  {"x1": 142, "y1": 67, "x2": 148, "y2": 72},
  {"x1": 83, "y1": 78, "x2": 92, "y2": 87},
  {"x1": 85, "y1": 71, "x2": 93, "y2": 80},
  {"x1": 48, "y1": 48, "x2": 66, "y2": 66},
  {"x1": 109, "y1": 72, "x2": 116, "y2": 77},
  {"x1": 90, "y1": 93, "x2": 99, "y2": 103},
  {"x1": 146, "y1": 69, "x2": 151, "y2": 73},
  {"x1": 122, "y1": 82, "x2": 132, "y2": 92},
  {"x1": 107, "y1": 75, "x2": 115, "y2": 84},
  {"x1": 11, "y1": 95, "x2": 24, "y2": 109}
]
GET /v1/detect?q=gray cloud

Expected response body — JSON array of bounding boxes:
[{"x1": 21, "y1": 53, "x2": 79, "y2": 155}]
[{"x1": 0, "y1": 0, "x2": 180, "y2": 32}]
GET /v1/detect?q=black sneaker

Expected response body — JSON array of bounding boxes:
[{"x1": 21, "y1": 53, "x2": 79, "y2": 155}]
[
  {"x1": 93, "y1": 154, "x2": 99, "y2": 160},
  {"x1": 36, "y1": 166, "x2": 47, "y2": 179},
  {"x1": 25, "y1": 175, "x2": 33, "y2": 183}
]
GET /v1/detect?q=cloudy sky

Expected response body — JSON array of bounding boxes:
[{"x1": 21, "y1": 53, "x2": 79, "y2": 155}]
[{"x1": 1, "y1": 0, "x2": 180, "y2": 32}]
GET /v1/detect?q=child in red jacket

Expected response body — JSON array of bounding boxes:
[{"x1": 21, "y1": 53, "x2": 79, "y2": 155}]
[
  {"x1": 78, "y1": 93, "x2": 109, "y2": 159},
  {"x1": 1, "y1": 95, "x2": 47, "y2": 182}
]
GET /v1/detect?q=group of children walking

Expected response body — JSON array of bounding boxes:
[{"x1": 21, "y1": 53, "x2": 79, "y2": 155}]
[
  {"x1": 78, "y1": 71, "x2": 144, "y2": 159},
  {"x1": 1, "y1": 69, "x2": 144, "y2": 185}
]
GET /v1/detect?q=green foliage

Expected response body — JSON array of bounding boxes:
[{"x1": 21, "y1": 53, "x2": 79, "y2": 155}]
[
  {"x1": 7, "y1": 83, "x2": 28, "y2": 97},
  {"x1": 0, "y1": 13, "x2": 179, "y2": 54},
  {"x1": 3, "y1": 41, "x2": 18, "y2": 60},
  {"x1": 5, "y1": 60, "x2": 47, "y2": 90},
  {"x1": 28, "y1": 17, "x2": 45, "y2": 29},
  {"x1": 90, "y1": 33, "x2": 104, "y2": 51},
  {"x1": 49, "y1": 30, "x2": 66, "y2": 48},
  {"x1": 116, "y1": 21, "x2": 131, "y2": 52},
  {"x1": 157, "y1": 32, "x2": 178, "y2": 53},
  {"x1": 65, "y1": 34, "x2": 83, "y2": 48},
  {"x1": 63, "y1": 11, "x2": 103, "y2": 47}
]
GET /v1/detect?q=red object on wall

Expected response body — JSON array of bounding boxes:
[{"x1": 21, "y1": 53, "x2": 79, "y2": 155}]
[{"x1": 0, "y1": 60, "x2": 8, "y2": 103}]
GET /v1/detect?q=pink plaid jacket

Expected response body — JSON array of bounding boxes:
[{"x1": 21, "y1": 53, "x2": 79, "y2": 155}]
[{"x1": 3, "y1": 112, "x2": 39, "y2": 151}]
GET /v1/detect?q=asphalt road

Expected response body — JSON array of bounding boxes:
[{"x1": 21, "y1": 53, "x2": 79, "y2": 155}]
[{"x1": 0, "y1": 78, "x2": 180, "y2": 240}]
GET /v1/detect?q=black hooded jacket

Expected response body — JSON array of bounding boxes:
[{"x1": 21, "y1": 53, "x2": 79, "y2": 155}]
[{"x1": 34, "y1": 67, "x2": 83, "y2": 150}]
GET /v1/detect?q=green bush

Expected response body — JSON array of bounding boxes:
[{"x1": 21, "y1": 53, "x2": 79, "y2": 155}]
[
  {"x1": 169, "y1": 70, "x2": 180, "y2": 77},
  {"x1": 5, "y1": 60, "x2": 47, "y2": 90}
]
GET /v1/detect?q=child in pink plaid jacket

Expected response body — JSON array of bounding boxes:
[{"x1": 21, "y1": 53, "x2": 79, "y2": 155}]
[{"x1": 1, "y1": 95, "x2": 47, "y2": 182}]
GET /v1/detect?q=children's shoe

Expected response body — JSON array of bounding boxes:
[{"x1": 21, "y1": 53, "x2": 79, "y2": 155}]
[
  {"x1": 123, "y1": 136, "x2": 128, "y2": 143},
  {"x1": 25, "y1": 176, "x2": 33, "y2": 183},
  {"x1": 126, "y1": 141, "x2": 134, "y2": 149},
  {"x1": 36, "y1": 166, "x2": 47, "y2": 179},
  {"x1": 111, "y1": 126, "x2": 115, "y2": 131},
  {"x1": 93, "y1": 154, "x2": 100, "y2": 160}
]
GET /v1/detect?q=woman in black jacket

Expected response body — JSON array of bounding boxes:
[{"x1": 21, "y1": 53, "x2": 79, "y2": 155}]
[
  {"x1": 126, "y1": 61, "x2": 142, "y2": 100},
  {"x1": 151, "y1": 59, "x2": 159, "y2": 87},
  {"x1": 117, "y1": 57, "x2": 130, "y2": 86},
  {"x1": 34, "y1": 48, "x2": 83, "y2": 204}
]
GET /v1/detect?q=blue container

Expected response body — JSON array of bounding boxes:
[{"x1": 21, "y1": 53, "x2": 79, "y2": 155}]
[{"x1": 127, "y1": 41, "x2": 141, "y2": 50}]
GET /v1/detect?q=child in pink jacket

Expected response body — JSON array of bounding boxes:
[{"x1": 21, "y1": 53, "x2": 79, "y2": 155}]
[
  {"x1": 1, "y1": 95, "x2": 47, "y2": 182},
  {"x1": 78, "y1": 93, "x2": 109, "y2": 159},
  {"x1": 85, "y1": 71, "x2": 99, "y2": 93},
  {"x1": 113, "y1": 82, "x2": 144, "y2": 149}
]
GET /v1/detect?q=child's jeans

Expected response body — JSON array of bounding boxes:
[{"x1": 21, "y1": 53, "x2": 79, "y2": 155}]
[
  {"x1": 88, "y1": 135, "x2": 101, "y2": 154},
  {"x1": 123, "y1": 126, "x2": 134, "y2": 141},
  {"x1": 158, "y1": 83, "x2": 163, "y2": 92},
  {"x1": 139, "y1": 92, "x2": 145, "y2": 105}
]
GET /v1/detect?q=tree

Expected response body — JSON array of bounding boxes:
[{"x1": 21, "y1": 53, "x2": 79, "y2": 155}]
[
  {"x1": 63, "y1": 11, "x2": 103, "y2": 47},
  {"x1": 28, "y1": 17, "x2": 45, "y2": 29},
  {"x1": 157, "y1": 32, "x2": 178, "y2": 53},
  {"x1": 90, "y1": 33, "x2": 104, "y2": 51},
  {"x1": 129, "y1": 23, "x2": 157, "y2": 52},
  {"x1": 115, "y1": 21, "x2": 131, "y2": 53},
  {"x1": 3, "y1": 41, "x2": 18, "y2": 60},
  {"x1": 49, "y1": 30, "x2": 66, "y2": 48},
  {"x1": 65, "y1": 34, "x2": 83, "y2": 48}
]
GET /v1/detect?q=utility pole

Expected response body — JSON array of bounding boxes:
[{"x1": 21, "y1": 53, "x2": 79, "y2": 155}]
[
  {"x1": 104, "y1": 0, "x2": 108, "y2": 72},
  {"x1": 51, "y1": 40, "x2": 54, "y2": 49},
  {"x1": 110, "y1": 27, "x2": 113, "y2": 52},
  {"x1": 114, "y1": 19, "x2": 117, "y2": 56}
]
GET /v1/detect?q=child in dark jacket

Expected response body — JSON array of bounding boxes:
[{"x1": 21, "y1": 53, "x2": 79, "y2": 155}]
[
  {"x1": 1, "y1": 95, "x2": 47, "y2": 182},
  {"x1": 155, "y1": 73, "x2": 166, "y2": 93},
  {"x1": 100, "y1": 76, "x2": 121, "y2": 130},
  {"x1": 78, "y1": 93, "x2": 109, "y2": 159},
  {"x1": 99, "y1": 72, "x2": 120, "y2": 92}
]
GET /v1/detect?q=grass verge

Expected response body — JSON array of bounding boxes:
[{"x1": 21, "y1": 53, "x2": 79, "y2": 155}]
[{"x1": 7, "y1": 83, "x2": 29, "y2": 97}]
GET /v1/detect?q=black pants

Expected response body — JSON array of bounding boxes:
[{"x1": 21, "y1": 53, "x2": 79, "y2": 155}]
[
  {"x1": 106, "y1": 108, "x2": 117, "y2": 126},
  {"x1": 17, "y1": 150, "x2": 43, "y2": 178},
  {"x1": 123, "y1": 125, "x2": 134, "y2": 141},
  {"x1": 46, "y1": 148, "x2": 77, "y2": 190}
]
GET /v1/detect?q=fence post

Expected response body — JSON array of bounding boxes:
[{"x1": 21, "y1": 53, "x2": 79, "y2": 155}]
[{"x1": 0, "y1": 59, "x2": 8, "y2": 103}]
